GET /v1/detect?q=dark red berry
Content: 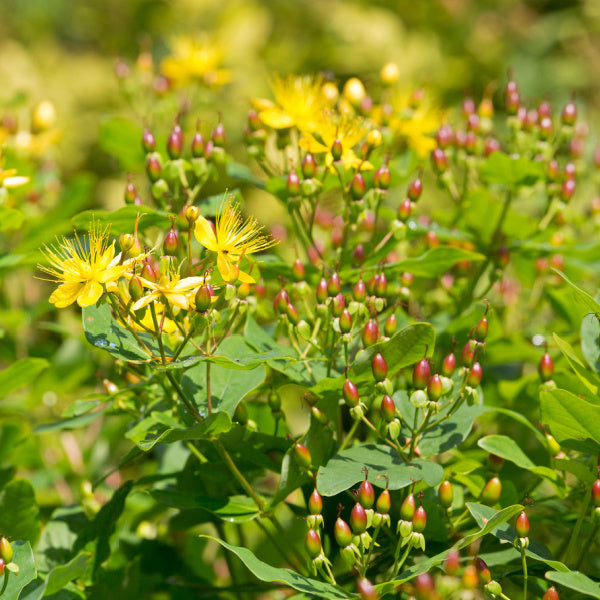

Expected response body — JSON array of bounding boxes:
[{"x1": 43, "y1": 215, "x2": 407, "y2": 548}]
[
  {"x1": 358, "y1": 479, "x2": 375, "y2": 509},
  {"x1": 350, "y1": 502, "x2": 368, "y2": 534},
  {"x1": 593, "y1": 479, "x2": 600, "y2": 507},
  {"x1": 539, "y1": 353, "x2": 554, "y2": 381},
  {"x1": 427, "y1": 374, "x2": 443, "y2": 401},
  {"x1": 413, "y1": 358, "x2": 431, "y2": 389},
  {"x1": 468, "y1": 362, "x2": 483, "y2": 387},
  {"x1": 371, "y1": 353, "x2": 388, "y2": 382},
  {"x1": 515, "y1": 511, "x2": 529, "y2": 537},
  {"x1": 343, "y1": 379, "x2": 360, "y2": 408}
]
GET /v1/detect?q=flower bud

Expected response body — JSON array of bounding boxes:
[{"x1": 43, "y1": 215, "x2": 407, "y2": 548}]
[
  {"x1": 343, "y1": 78, "x2": 366, "y2": 106},
  {"x1": 119, "y1": 233, "x2": 135, "y2": 254},
  {"x1": 185, "y1": 205, "x2": 200, "y2": 226}
]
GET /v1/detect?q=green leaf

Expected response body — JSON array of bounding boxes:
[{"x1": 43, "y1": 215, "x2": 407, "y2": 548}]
[
  {"x1": 83, "y1": 302, "x2": 161, "y2": 363},
  {"x1": 375, "y1": 247, "x2": 485, "y2": 278},
  {"x1": 99, "y1": 117, "x2": 144, "y2": 171},
  {"x1": 226, "y1": 160, "x2": 264, "y2": 188},
  {"x1": 0, "y1": 358, "x2": 48, "y2": 396},
  {"x1": 552, "y1": 457, "x2": 597, "y2": 486},
  {"x1": 137, "y1": 411, "x2": 232, "y2": 451},
  {"x1": 554, "y1": 332, "x2": 600, "y2": 396},
  {"x1": 72, "y1": 205, "x2": 171, "y2": 236},
  {"x1": 552, "y1": 268, "x2": 600, "y2": 315},
  {"x1": 198, "y1": 189, "x2": 244, "y2": 217},
  {"x1": 581, "y1": 313, "x2": 600, "y2": 374},
  {"x1": 35, "y1": 408, "x2": 107, "y2": 434},
  {"x1": 151, "y1": 490, "x2": 260, "y2": 522},
  {"x1": 546, "y1": 570, "x2": 600, "y2": 599},
  {"x1": 540, "y1": 387, "x2": 600, "y2": 453},
  {"x1": 467, "y1": 503, "x2": 568, "y2": 572},
  {"x1": 0, "y1": 206, "x2": 25, "y2": 231},
  {"x1": 181, "y1": 336, "x2": 266, "y2": 416},
  {"x1": 317, "y1": 443, "x2": 443, "y2": 496},
  {"x1": 0, "y1": 479, "x2": 41, "y2": 541},
  {"x1": 479, "y1": 152, "x2": 544, "y2": 187},
  {"x1": 2, "y1": 541, "x2": 36, "y2": 600},
  {"x1": 22, "y1": 552, "x2": 91, "y2": 600},
  {"x1": 201, "y1": 535, "x2": 352, "y2": 599}
]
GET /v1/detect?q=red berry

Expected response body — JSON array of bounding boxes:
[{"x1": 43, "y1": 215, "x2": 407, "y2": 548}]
[
  {"x1": 593, "y1": 479, "x2": 600, "y2": 507},
  {"x1": 412, "y1": 505, "x2": 427, "y2": 533},
  {"x1": 316, "y1": 278, "x2": 328, "y2": 304},
  {"x1": 461, "y1": 340, "x2": 477, "y2": 367},
  {"x1": 441, "y1": 352, "x2": 456, "y2": 376},
  {"x1": 142, "y1": 128, "x2": 156, "y2": 152},
  {"x1": 331, "y1": 293, "x2": 346, "y2": 317},
  {"x1": 287, "y1": 171, "x2": 301, "y2": 196},
  {"x1": 515, "y1": 511, "x2": 530, "y2": 537},
  {"x1": 372, "y1": 353, "x2": 388, "y2": 382},
  {"x1": 408, "y1": 177, "x2": 423, "y2": 201},
  {"x1": 302, "y1": 154, "x2": 317, "y2": 178},
  {"x1": 362, "y1": 319, "x2": 379, "y2": 347},
  {"x1": 431, "y1": 147, "x2": 448, "y2": 173},
  {"x1": 291, "y1": 258, "x2": 305, "y2": 282},
  {"x1": 334, "y1": 517, "x2": 353, "y2": 547},
  {"x1": 358, "y1": 479, "x2": 375, "y2": 509},
  {"x1": 376, "y1": 488, "x2": 391, "y2": 514},
  {"x1": 0, "y1": 558, "x2": 3, "y2": 577},
  {"x1": 339, "y1": 308, "x2": 353, "y2": 333},
  {"x1": 374, "y1": 272, "x2": 388, "y2": 297},
  {"x1": 468, "y1": 362, "x2": 483, "y2": 387},
  {"x1": 308, "y1": 488, "x2": 323, "y2": 515},
  {"x1": 273, "y1": 288, "x2": 290, "y2": 314},
  {"x1": 327, "y1": 272, "x2": 341, "y2": 296},
  {"x1": 384, "y1": 313, "x2": 397, "y2": 337},
  {"x1": 539, "y1": 352, "x2": 554, "y2": 381},
  {"x1": 438, "y1": 480, "x2": 454, "y2": 508},
  {"x1": 413, "y1": 358, "x2": 431, "y2": 389},
  {"x1": 293, "y1": 443, "x2": 312, "y2": 469},
  {"x1": 167, "y1": 124, "x2": 183, "y2": 159},
  {"x1": 543, "y1": 586, "x2": 560, "y2": 600},
  {"x1": 211, "y1": 122, "x2": 226, "y2": 147},
  {"x1": 357, "y1": 577, "x2": 379, "y2": 600},
  {"x1": 146, "y1": 152, "x2": 163, "y2": 182},
  {"x1": 343, "y1": 379, "x2": 360, "y2": 408},
  {"x1": 305, "y1": 528, "x2": 322, "y2": 559},
  {"x1": 353, "y1": 279, "x2": 367, "y2": 302},
  {"x1": 374, "y1": 165, "x2": 391, "y2": 190},
  {"x1": 400, "y1": 494, "x2": 416, "y2": 521},
  {"x1": 350, "y1": 502, "x2": 368, "y2": 534},
  {"x1": 398, "y1": 198, "x2": 412, "y2": 221},
  {"x1": 380, "y1": 395, "x2": 396, "y2": 422},
  {"x1": 427, "y1": 374, "x2": 443, "y2": 401},
  {"x1": 481, "y1": 476, "x2": 502, "y2": 505},
  {"x1": 163, "y1": 228, "x2": 179, "y2": 254},
  {"x1": 474, "y1": 557, "x2": 491, "y2": 584},
  {"x1": 444, "y1": 549, "x2": 460, "y2": 575},
  {"x1": 191, "y1": 131, "x2": 205, "y2": 157},
  {"x1": 474, "y1": 316, "x2": 488, "y2": 342}
]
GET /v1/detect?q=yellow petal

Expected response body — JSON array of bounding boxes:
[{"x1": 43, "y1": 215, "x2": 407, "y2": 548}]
[
  {"x1": 237, "y1": 268, "x2": 256, "y2": 284},
  {"x1": 49, "y1": 282, "x2": 84, "y2": 308},
  {"x1": 217, "y1": 253, "x2": 235, "y2": 282},
  {"x1": 166, "y1": 293, "x2": 189, "y2": 310},
  {"x1": 77, "y1": 280, "x2": 104, "y2": 307},
  {"x1": 194, "y1": 217, "x2": 218, "y2": 251},
  {"x1": 259, "y1": 108, "x2": 295, "y2": 129}
]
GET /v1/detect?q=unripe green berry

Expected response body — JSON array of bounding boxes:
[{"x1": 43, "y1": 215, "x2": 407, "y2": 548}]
[
  {"x1": 128, "y1": 276, "x2": 144, "y2": 301},
  {"x1": 0, "y1": 537, "x2": 12, "y2": 563},
  {"x1": 412, "y1": 505, "x2": 427, "y2": 533},
  {"x1": 305, "y1": 528, "x2": 322, "y2": 559},
  {"x1": 515, "y1": 511, "x2": 529, "y2": 537},
  {"x1": 308, "y1": 488, "x2": 323, "y2": 515},
  {"x1": 438, "y1": 480, "x2": 454, "y2": 508},
  {"x1": 481, "y1": 476, "x2": 502, "y2": 505},
  {"x1": 384, "y1": 313, "x2": 397, "y2": 337},
  {"x1": 334, "y1": 517, "x2": 353, "y2": 547},
  {"x1": 400, "y1": 494, "x2": 416, "y2": 521},
  {"x1": 195, "y1": 284, "x2": 213, "y2": 312},
  {"x1": 376, "y1": 488, "x2": 391, "y2": 514}
]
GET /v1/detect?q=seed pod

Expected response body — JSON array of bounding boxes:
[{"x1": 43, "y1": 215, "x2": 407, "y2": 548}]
[
  {"x1": 167, "y1": 124, "x2": 183, "y2": 159},
  {"x1": 475, "y1": 557, "x2": 491, "y2": 584},
  {"x1": 291, "y1": 258, "x2": 305, "y2": 282},
  {"x1": 474, "y1": 316, "x2": 488, "y2": 342},
  {"x1": 427, "y1": 374, "x2": 443, "y2": 401},
  {"x1": 358, "y1": 478, "x2": 375, "y2": 509},
  {"x1": 362, "y1": 319, "x2": 379, "y2": 347},
  {"x1": 302, "y1": 154, "x2": 317, "y2": 179},
  {"x1": 461, "y1": 340, "x2": 477, "y2": 367},
  {"x1": 195, "y1": 284, "x2": 213, "y2": 312},
  {"x1": 353, "y1": 279, "x2": 367, "y2": 302},
  {"x1": 376, "y1": 488, "x2": 391, "y2": 514},
  {"x1": 339, "y1": 308, "x2": 353, "y2": 334},
  {"x1": 350, "y1": 502, "x2": 368, "y2": 534},
  {"x1": 400, "y1": 493, "x2": 416, "y2": 521},
  {"x1": 412, "y1": 505, "x2": 427, "y2": 533},
  {"x1": 408, "y1": 177, "x2": 422, "y2": 201},
  {"x1": 163, "y1": 228, "x2": 179, "y2": 255},
  {"x1": 515, "y1": 511, "x2": 530, "y2": 537},
  {"x1": 539, "y1": 353, "x2": 554, "y2": 381},
  {"x1": 305, "y1": 528, "x2": 322, "y2": 559},
  {"x1": 481, "y1": 476, "x2": 502, "y2": 505},
  {"x1": 397, "y1": 198, "x2": 412, "y2": 221},
  {"x1": 212, "y1": 122, "x2": 226, "y2": 147},
  {"x1": 308, "y1": 488, "x2": 323, "y2": 515},
  {"x1": 334, "y1": 517, "x2": 353, "y2": 547},
  {"x1": 374, "y1": 164, "x2": 391, "y2": 190},
  {"x1": 438, "y1": 480, "x2": 454, "y2": 508},
  {"x1": 327, "y1": 272, "x2": 341, "y2": 296},
  {"x1": 384, "y1": 313, "x2": 397, "y2": 337},
  {"x1": 441, "y1": 352, "x2": 456, "y2": 377},
  {"x1": 343, "y1": 379, "x2": 360, "y2": 408},
  {"x1": 146, "y1": 152, "x2": 163, "y2": 182},
  {"x1": 468, "y1": 362, "x2": 483, "y2": 387},
  {"x1": 142, "y1": 128, "x2": 156, "y2": 152},
  {"x1": 287, "y1": 171, "x2": 301, "y2": 196},
  {"x1": 371, "y1": 353, "x2": 388, "y2": 382},
  {"x1": 273, "y1": 288, "x2": 290, "y2": 314},
  {"x1": 293, "y1": 442, "x2": 312, "y2": 468},
  {"x1": 543, "y1": 586, "x2": 560, "y2": 600},
  {"x1": 413, "y1": 358, "x2": 431, "y2": 389},
  {"x1": 316, "y1": 278, "x2": 328, "y2": 304},
  {"x1": 286, "y1": 303, "x2": 300, "y2": 325},
  {"x1": 191, "y1": 131, "x2": 206, "y2": 157},
  {"x1": 0, "y1": 537, "x2": 12, "y2": 563},
  {"x1": 331, "y1": 293, "x2": 345, "y2": 317},
  {"x1": 380, "y1": 395, "x2": 396, "y2": 422}
]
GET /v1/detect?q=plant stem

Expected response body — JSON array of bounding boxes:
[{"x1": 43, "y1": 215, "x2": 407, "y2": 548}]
[
  {"x1": 166, "y1": 371, "x2": 203, "y2": 422},
  {"x1": 393, "y1": 538, "x2": 414, "y2": 576},
  {"x1": 362, "y1": 523, "x2": 382, "y2": 577},
  {"x1": 149, "y1": 303, "x2": 167, "y2": 365},
  {"x1": 575, "y1": 523, "x2": 598, "y2": 570},
  {"x1": 520, "y1": 544, "x2": 528, "y2": 600},
  {"x1": 564, "y1": 485, "x2": 591, "y2": 565},
  {"x1": 206, "y1": 362, "x2": 212, "y2": 414},
  {"x1": 339, "y1": 418, "x2": 360, "y2": 452}
]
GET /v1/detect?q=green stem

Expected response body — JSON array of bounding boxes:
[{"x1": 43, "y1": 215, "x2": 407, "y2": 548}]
[
  {"x1": 149, "y1": 303, "x2": 167, "y2": 365},
  {"x1": 206, "y1": 362, "x2": 212, "y2": 414},
  {"x1": 339, "y1": 418, "x2": 361, "y2": 452},
  {"x1": 575, "y1": 523, "x2": 598, "y2": 570},
  {"x1": 172, "y1": 323, "x2": 198, "y2": 361},
  {"x1": 362, "y1": 523, "x2": 382, "y2": 577},
  {"x1": 521, "y1": 544, "x2": 528, "y2": 600},
  {"x1": 564, "y1": 485, "x2": 592, "y2": 565},
  {"x1": 166, "y1": 371, "x2": 203, "y2": 422},
  {"x1": 393, "y1": 538, "x2": 414, "y2": 576}
]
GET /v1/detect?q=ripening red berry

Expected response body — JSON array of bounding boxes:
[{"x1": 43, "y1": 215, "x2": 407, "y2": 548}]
[
  {"x1": 398, "y1": 198, "x2": 412, "y2": 221},
  {"x1": 413, "y1": 358, "x2": 431, "y2": 389},
  {"x1": 481, "y1": 476, "x2": 502, "y2": 505},
  {"x1": 357, "y1": 577, "x2": 379, "y2": 600},
  {"x1": 305, "y1": 528, "x2": 322, "y2": 559},
  {"x1": 561, "y1": 178, "x2": 576, "y2": 202},
  {"x1": 350, "y1": 173, "x2": 366, "y2": 200},
  {"x1": 124, "y1": 180, "x2": 137, "y2": 205},
  {"x1": 439, "y1": 354, "x2": 456, "y2": 378},
  {"x1": 539, "y1": 352, "x2": 554, "y2": 381},
  {"x1": 291, "y1": 258, "x2": 305, "y2": 282},
  {"x1": 353, "y1": 279, "x2": 367, "y2": 302},
  {"x1": 592, "y1": 479, "x2": 600, "y2": 507},
  {"x1": 286, "y1": 303, "x2": 300, "y2": 325},
  {"x1": 374, "y1": 164, "x2": 391, "y2": 190},
  {"x1": 468, "y1": 362, "x2": 483, "y2": 387},
  {"x1": 358, "y1": 478, "x2": 375, "y2": 509},
  {"x1": 302, "y1": 153, "x2": 317, "y2": 178},
  {"x1": 287, "y1": 171, "x2": 301, "y2": 196},
  {"x1": 384, "y1": 312, "x2": 397, "y2": 337},
  {"x1": 330, "y1": 138, "x2": 343, "y2": 162},
  {"x1": 140, "y1": 260, "x2": 158, "y2": 282},
  {"x1": 211, "y1": 122, "x2": 226, "y2": 147},
  {"x1": 562, "y1": 101, "x2": 577, "y2": 126},
  {"x1": 431, "y1": 147, "x2": 448, "y2": 173},
  {"x1": 444, "y1": 549, "x2": 460, "y2": 575},
  {"x1": 436, "y1": 124, "x2": 454, "y2": 147},
  {"x1": 372, "y1": 353, "x2": 388, "y2": 382},
  {"x1": 142, "y1": 128, "x2": 156, "y2": 152},
  {"x1": 331, "y1": 293, "x2": 345, "y2": 317},
  {"x1": 129, "y1": 276, "x2": 144, "y2": 302},
  {"x1": 352, "y1": 244, "x2": 366, "y2": 265},
  {"x1": 327, "y1": 272, "x2": 341, "y2": 296},
  {"x1": 191, "y1": 131, "x2": 205, "y2": 157},
  {"x1": 376, "y1": 488, "x2": 391, "y2": 514},
  {"x1": 427, "y1": 374, "x2": 443, "y2": 401},
  {"x1": 380, "y1": 395, "x2": 396, "y2": 422},
  {"x1": 334, "y1": 517, "x2": 353, "y2": 547},
  {"x1": 316, "y1": 278, "x2": 328, "y2": 304},
  {"x1": 412, "y1": 505, "x2": 427, "y2": 533},
  {"x1": 308, "y1": 488, "x2": 323, "y2": 515},
  {"x1": 461, "y1": 340, "x2": 477, "y2": 367},
  {"x1": 362, "y1": 319, "x2": 379, "y2": 347},
  {"x1": 543, "y1": 586, "x2": 560, "y2": 600},
  {"x1": 167, "y1": 124, "x2": 183, "y2": 159},
  {"x1": 0, "y1": 558, "x2": 4, "y2": 577},
  {"x1": 474, "y1": 315, "x2": 488, "y2": 342},
  {"x1": 293, "y1": 442, "x2": 312, "y2": 468},
  {"x1": 273, "y1": 288, "x2": 290, "y2": 314},
  {"x1": 415, "y1": 573, "x2": 434, "y2": 597},
  {"x1": 374, "y1": 272, "x2": 387, "y2": 297},
  {"x1": 163, "y1": 228, "x2": 179, "y2": 254},
  {"x1": 515, "y1": 511, "x2": 530, "y2": 537},
  {"x1": 438, "y1": 480, "x2": 454, "y2": 508},
  {"x1": 343, "y1": 379, "x2": 360, "y2": 408},
  {"x1": 400, "y1": 493, "x2": 416, "y2": 521},
  {"x1": 474, "y1": 557, "x2": 491, "y2": 584},
  {"x1": 408, "y1": 177, "x2": 423, "y2": 201},
  {"x1": 339, "y1": 308, "x2": 353, "y2": 333},
  {"x1": 350, "y1": 502, "x2": 368, "y2": 534},
  {"x1": 146, "y1": 152, "x2": 162, "y2": 182}
]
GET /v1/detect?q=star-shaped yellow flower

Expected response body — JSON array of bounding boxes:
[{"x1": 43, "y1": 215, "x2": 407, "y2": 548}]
[
  {"x1": 194, "y1": 198, "x2": 277, "y2": 284},
  {"x1": 39, "y1": 224, "x2": 133, "y2": 308},
  {"x1": 131, "y1": 273, "x2": 206, "y2": 312}
]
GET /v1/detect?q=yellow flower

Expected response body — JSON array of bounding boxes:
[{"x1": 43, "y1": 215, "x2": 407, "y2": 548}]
[
  {"x1": 160, "y1": 36, "x2": 231, "y2": 88},
  {"x1": 0, "y1": 167, "x2": 29, "y2": 189},
  {"x1": 194, "y1": 198, "x2": 277, "y2": 284},
  {"x1": 131, "y1": 272, "x2": 206, "y2": 312},
  {"x1": 253, "y1": 75, "x2": 326, "y2": 132},
  {"x1": 130, "y1": 302, "x2": 178, "y2": 334},
  {"x1": 299, "y1": 111, "x2": 373, "y2": 171},
  {"x1": 39, "y1": 224, "x2": 133, "y2": 308}
]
